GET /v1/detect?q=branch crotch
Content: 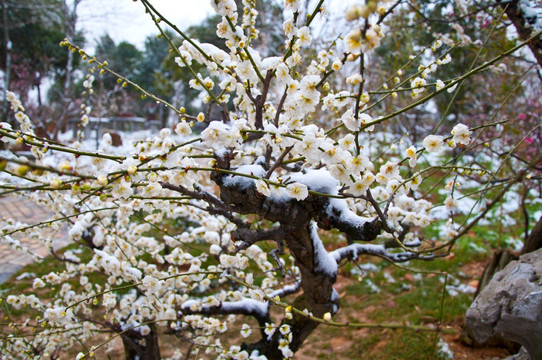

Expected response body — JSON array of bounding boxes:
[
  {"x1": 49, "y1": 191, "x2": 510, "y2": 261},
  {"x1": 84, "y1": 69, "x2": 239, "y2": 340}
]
[{"x1": 271, "y1": 224, "x2": 338, "y2": 357}]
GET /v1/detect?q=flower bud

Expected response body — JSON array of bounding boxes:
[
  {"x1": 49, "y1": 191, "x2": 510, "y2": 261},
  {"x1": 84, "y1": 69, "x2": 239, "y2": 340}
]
[
  {"x1": 97, "y1": 175, "x2": 108, "y2": 186},
  {"x1": 32, "y1": 168, "x2": 44, "y2": 176},
  {"x1": 345, "y1": 5, "x2": 361, "y2": 21},
  {"x1": 71, "y1": 184, "x2": 81, "y2": 195},
  {"x1": 359, "y1": 5, "x2": 371, "y2": 18},
  {"x1": 50, "y1": 179, "x2": 62, "y2": 189},
  {"x1": 16, "y1": 165, "x2": 30, "y2": 177}
]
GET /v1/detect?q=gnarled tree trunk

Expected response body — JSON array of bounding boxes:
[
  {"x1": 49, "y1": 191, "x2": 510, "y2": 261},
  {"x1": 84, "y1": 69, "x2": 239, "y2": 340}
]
[
  {"x1": 120, "y1": 323, "x2": 161, "y2": 360},
  {"x1": 206, "y1": 151, "x2": 379, "y2": 358},
  {"x1": 499, "y1": 0, "x2": 542, "y2": 68}
]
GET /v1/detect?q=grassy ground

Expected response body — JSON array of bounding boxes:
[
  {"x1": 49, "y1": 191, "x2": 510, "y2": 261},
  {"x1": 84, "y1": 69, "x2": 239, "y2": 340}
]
[{"x1": 294, "y1": 240, "x2": 511, "y2": 360}]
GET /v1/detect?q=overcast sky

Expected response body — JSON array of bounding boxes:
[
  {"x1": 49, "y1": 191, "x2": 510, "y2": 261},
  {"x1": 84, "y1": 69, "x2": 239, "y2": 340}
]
[
  {"x1": 76, "y1": 0, "x2": 213, "y2": 51},
  {"x1": 74, "y1": 0, "x2": 358, "y2": 55}
]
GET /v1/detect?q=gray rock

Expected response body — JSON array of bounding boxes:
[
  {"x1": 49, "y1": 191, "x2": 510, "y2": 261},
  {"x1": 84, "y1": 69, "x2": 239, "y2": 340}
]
[
  {"x1": 465, "y1": 248, "x2": 542, "y2": 360},
  {"x1": 504, "y1": 347, "x2": 530, "y2": 360}
]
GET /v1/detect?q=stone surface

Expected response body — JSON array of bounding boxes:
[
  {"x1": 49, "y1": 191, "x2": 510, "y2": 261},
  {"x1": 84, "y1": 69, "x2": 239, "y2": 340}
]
[
  {"x1": 465, "y1": 248, "x2": 542, "y2": 360},
  {"x1": 0, "y1": 196, "x2": 68, "y2": 283},
  {"x1": 504, "y1": 347, "x2": 531, "y2": 360}
]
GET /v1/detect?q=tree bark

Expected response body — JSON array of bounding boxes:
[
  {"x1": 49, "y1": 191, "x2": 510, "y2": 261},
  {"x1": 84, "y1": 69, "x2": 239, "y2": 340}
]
[
  {"x1": 520, "y1": 215, "x2": 542, "y2": 255},
  {"x1": 120, "y1": 323, "x2": 161, "y2": 360},
  {"x1": 53, "y1": 0, "x2": 80, "y2": 140},
  {"x1": 210, "y1": 152, "x2": 380, "y2": 358},
  {"x1": 1, "y1": 0, "x2": 12, "y2": 122},
  {"x1": 499, "y1": 0, "x2": 542, "y2": 68},
  {"x1": 238, "y1": 223, "x2": 339, "y2": 360}
]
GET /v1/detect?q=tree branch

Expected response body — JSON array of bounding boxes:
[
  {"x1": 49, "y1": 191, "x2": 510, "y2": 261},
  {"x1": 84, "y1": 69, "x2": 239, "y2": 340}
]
[{"x1": 330, "y1": 243, "x2": 436, "y2": 264}]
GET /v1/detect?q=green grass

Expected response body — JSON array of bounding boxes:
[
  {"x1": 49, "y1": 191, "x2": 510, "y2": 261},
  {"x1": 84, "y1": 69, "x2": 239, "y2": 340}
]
[{"x1": 292, "y1": 239, "x2": 494, "y2": 359}]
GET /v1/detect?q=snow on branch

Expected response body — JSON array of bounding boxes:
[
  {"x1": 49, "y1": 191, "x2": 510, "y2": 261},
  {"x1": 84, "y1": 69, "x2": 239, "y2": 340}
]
[
  {"x1": 181, "y1": 297, "x2": 270, "y2": 325},
  {"x1": 269, "y1": 281, "x2": 301, "y2": 299},
  {"x1": 518, "y1": 0, "x2": 542, "y2": 31},
  {"x1": 212, "y1": 160, "x2": 382, "y2": 243},
  {"x1": 310, "y1": 222, "x2": 338, "y2": 277},
  {"x1": 330, "y1": 243, "x2": 429, "y2": 264}
]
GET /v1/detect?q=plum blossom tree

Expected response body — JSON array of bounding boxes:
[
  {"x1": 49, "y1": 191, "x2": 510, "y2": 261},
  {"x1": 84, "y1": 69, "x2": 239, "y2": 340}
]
[{"x1": 0, "y1": 0, "x2": 541, "y2": 359}]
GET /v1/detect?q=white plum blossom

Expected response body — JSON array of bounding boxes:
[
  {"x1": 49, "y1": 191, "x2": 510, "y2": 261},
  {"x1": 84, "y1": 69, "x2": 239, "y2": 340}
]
[
  {"x1": 445, "y1": 196, "x2": 459, "y2": 211},
  {"x1": 285, "y1": 0, "x2": 301, "y2": 11},
  {"x1": 350, "y1": 179, "x2": 368, "y2": 196},
  {"x1": 423, "y1": 135, "x2": 444, "y2": 152},
  {"x1": 279, "y1": 324, "x2": 291, "y2": 335},
  {"x1": 346, "y1": 73, "x2": 363, "y2": 85},
  {"x1": 112, "y1": 178, "x2": 133, "y2": 199},
  {"x1": 406, "y1": 146, "x2": 417, "y2": 167},
  {"x1": 240, "y1": 323, "x2": 252, "y2": 338},
  {"x1": 341, "y1": 109, "x2": 360, "y2": 131},
  {"x1": 345, "y1": 29, "x2": 362, "y2": 53},
  {"x1": 436, "y1": 79, "x2": 445, "y2": 91},
  {"x1": 210, "y1": 0, "x2": 237, "y2": 17},
  {"x1": 201, "y1": 121, "x2": 242, "y2": 149},
  {"x1": 363, "y1": 25, "x2": 385, "y2": 51},
  {"x1": 33, "y1": 278, "x2": 46, "y2": 289},
  {"x1": 411, "y1": 76, "x2": 427, "y2": 97},
  {"x1": 297, "y1": 26, "x2": 312, "y2": 47},
  {"x1": 255, "y1": 179, "x2": 271, "y2": 196},
  {"x1": 286, "y1": 182, "x2": 309, "y2": 200},
  {"x1": 220, "y1": 254, "x2": 237, "y2": 268},
  {"x1": 264, "y1": 323, "x2": 276, "y2": 336},
  {"x1": 379, "y1": 161, "x2": 400, "y2": 180},
  {"x1": 451, "y1": 123, "x2": 472, "y2": 145},
  {"x1": 175, "y1": 121, "x2": 192, "y2": 136}
]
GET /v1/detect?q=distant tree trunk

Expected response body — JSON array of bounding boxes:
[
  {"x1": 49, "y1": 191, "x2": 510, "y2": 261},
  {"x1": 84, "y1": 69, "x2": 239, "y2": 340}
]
[
  {"x1": 120, "y1": 323, "x2": 161, "y2": 360},
  {"x1": 1, "y1": 0, "x2": 12, "y2": 122},
  {"x1": 53, "y1": 0, "x2": 81, "y2": 140},
  {"x1": 499, "y1": 0, "x2": 542, "y2": 68},
  {"x1": 520, "y1": 215, "x2": 542, "y2": 255},
  {"x1": 36, "y1": 77, "x2": 42, "y2": 108}
]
